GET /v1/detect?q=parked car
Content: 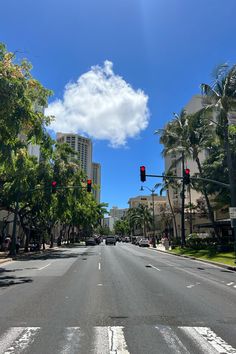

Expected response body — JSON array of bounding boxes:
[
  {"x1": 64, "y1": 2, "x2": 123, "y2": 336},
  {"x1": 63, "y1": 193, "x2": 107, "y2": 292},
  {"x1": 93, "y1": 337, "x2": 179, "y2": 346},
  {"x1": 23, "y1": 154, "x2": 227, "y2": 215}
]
[
  {"x1": 139, "y1": 239, "x2": 150, "y2": 247},
  {"x1": 124, "y1": 236, "x2": 130, "y2": 242},
  {"x1": 105, "y1": 236, "x2": 116, "y2": 245},
  {"x1": 85, "y1": 238, "x2": 97, "y2": 246}
]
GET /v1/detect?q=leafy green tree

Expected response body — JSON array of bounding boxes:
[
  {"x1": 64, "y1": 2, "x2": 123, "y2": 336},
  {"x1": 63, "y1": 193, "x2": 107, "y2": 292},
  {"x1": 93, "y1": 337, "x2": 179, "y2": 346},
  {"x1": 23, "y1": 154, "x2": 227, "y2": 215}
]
[
  {"x1": 114, "y1": 219, "x2": 130, "y2": 236},
  {"x1": 0, "y1": 43, "x2": 53, "y2": 166}
]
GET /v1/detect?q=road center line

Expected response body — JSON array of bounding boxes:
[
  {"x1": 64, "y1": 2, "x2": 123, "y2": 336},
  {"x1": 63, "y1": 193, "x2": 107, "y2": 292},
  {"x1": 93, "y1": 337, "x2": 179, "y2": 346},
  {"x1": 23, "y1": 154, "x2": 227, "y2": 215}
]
[
  {"x1": 149, "y1": 264, "x2": 161, "y2": 271},
  {"x1": 98, "y1": 262, "x2": 101, "y2": 270},
  {"x1": 37, "y1": 263, "x2": 51, "y2": 271}
]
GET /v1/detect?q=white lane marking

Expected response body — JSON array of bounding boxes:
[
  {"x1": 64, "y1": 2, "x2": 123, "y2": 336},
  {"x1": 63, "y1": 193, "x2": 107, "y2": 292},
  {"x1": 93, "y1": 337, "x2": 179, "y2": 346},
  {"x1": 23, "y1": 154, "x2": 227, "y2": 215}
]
[
  {"x1": 60, "y1": 327, "x2": 81, "y2": 354},
  {"x1": 37, "y1": 263, "x2": 51, "y2": 271},
  {"x1": 97, "y1": 283, "x2": 103, "y2": 286},
  {"x1": 186, "y1": 284, "x2": 195, "y2": 288},
  {"x1": 148, "y1": 264, "x2": 161, "y2": 271},
  {"x1": 234, "y1": 285, "x2": 236, "y2": 288},
  {"x1": 1, "y1": 327, "x2": 40, "y2": 354},
  {"x1": 155, "y1": 325, "x2": 190, "y2": 354},
  {"x1": 98, "y1": 262, "x2": 101, "y2": 270},
  {"x1": 108, "y1": 326, "x2": 130, "y2": 354},
  {"x1": 227, "y1": 282, "x2": 234, "y2": 286},
  {"x1": 181, "y1": 326, "x2": 236, "y2": 354}
]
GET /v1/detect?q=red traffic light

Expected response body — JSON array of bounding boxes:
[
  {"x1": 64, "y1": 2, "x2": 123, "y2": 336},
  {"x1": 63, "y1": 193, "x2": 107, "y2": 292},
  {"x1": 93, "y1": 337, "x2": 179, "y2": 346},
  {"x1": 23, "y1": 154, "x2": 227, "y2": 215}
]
[
  {"x1": 51, "y1": 181, "x2": 57, "y2": 193},
  {"x1": 87, "y1": 179, "x2": 92, "y2": 192},
  {"x1": 184, "y1": 169, "x2": 190, "y2": 184},
  {"x1": 185, "y1": 168, "x2": 190, "y2": 175},
  {"x1": 140, "y1": 166, "x2": 146, "y2": 182}
]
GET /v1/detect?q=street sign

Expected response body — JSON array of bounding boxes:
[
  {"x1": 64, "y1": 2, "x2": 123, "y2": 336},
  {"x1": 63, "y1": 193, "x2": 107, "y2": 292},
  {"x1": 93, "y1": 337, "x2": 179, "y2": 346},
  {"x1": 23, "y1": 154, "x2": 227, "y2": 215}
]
[{"x1": 229, "y1": 207, "x2": 236, "y2": 219}]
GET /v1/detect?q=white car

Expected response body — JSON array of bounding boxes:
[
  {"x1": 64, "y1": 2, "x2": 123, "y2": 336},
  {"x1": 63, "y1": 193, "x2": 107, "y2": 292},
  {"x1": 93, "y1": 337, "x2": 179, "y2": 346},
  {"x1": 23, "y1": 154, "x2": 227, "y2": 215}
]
[{"x1": 139, "y1": 239, "x2": 150, "y2": 247}]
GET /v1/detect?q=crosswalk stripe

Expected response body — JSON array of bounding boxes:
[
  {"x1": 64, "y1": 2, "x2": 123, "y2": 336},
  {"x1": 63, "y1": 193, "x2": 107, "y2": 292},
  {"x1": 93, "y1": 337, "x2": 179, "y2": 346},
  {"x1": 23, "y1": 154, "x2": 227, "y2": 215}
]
[
  {"x1": 0, "y1": 327, "x2": 40, "y2": 354},
  {"x1": 155, "y1": 325, "x2": 190, "y2": 354},
  {"x1": 94, "y1": 326, "x2": 130, "y2": 354},
  {"x1": 94, "y1": 326, "x2": 109, "y2": 354},
  {"x1": 180, "y1": 327, "x2": 236, "y2": 354},
  {"x1": 60, "y1": 327, "x2": 81, "y2": 354},
  {"x1": 108, "y1": 326, "x2": 130, "y2": 354},
  {"x1": 0, "y1": 325, "x2": 235, "y2": 353}
]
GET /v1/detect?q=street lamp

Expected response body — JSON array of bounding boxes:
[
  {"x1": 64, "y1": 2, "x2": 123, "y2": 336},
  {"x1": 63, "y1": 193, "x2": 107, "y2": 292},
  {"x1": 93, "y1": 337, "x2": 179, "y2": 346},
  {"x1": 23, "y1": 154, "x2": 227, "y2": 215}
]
[{"x1": 140, "y1": 185, "x2": 158, "y2": 248}]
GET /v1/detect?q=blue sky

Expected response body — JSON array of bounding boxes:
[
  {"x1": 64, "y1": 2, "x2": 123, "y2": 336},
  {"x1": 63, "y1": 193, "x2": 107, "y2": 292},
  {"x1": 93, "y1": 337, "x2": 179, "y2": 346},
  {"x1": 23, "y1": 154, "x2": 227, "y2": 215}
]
[{"x1": 1, "y1": 0, "x2": 236, "y2": 209}]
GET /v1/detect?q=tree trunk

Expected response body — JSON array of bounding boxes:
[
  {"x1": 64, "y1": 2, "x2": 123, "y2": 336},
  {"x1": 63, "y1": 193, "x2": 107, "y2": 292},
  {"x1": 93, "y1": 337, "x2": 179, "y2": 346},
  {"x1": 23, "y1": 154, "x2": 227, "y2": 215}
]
[
  {"x1": 166, "y1": 188, "x2": 178, "y2": 240},
  {"x1": 24, "y1": 228, "x2": 30, "y2": 252},
  {"x1": 49, "y1": 226, "x2": 54, "y2": 248},
  {"x1": 195, "y1": 156, "x2": 221, "y2": 240}
]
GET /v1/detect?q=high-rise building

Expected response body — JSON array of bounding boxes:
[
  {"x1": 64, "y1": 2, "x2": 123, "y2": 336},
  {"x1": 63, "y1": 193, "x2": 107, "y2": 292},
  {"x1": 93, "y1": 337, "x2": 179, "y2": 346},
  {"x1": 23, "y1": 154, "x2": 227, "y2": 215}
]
[
  {"x1": 56, "y1": 133, "x2": 93, "y2": 178},
  {"x1": 109, "y1": 206, "x2": 128, "y2": 220},
  {"x1": 92, "y1": 162, "x2": 101, "y2": 203}
]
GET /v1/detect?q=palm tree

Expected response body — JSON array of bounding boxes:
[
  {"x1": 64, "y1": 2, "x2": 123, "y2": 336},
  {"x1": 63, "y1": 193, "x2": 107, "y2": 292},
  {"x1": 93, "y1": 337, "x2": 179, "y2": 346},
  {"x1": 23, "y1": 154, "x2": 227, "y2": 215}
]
[
  {"x1": 201, "y1": 64, "x2": 236, "y2": 210},
  {"x1": 156, "y1": 110, "x2": 220, "y2": 239},
  {"x1": 155, "y1": 177, "x2": 179, "y2": 240},
  {"x1": 131, "y1": 204, "x2": 153, "y2": 238}
]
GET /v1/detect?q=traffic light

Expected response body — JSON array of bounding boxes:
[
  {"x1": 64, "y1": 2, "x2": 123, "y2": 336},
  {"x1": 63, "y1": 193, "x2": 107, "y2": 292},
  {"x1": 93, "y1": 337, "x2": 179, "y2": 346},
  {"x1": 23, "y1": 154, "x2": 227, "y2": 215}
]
[
  {"x1": 51, "y1": 181, "x2": 57, "y2": 193},
  {"x1": 87, "y1": 179, "x2": 92, "y2": 192},
  {"x1": 183, "y1": 168, "x2": 190, "y2": 185},
  {"x1": 140, "y1": 166, "x2": 146, "y2": 182}
]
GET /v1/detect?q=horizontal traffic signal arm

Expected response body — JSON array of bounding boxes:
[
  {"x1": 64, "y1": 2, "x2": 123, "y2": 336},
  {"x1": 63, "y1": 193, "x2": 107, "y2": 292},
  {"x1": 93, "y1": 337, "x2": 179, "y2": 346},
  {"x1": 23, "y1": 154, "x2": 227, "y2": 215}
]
[{"x1": 145, "y1": 173, "x2": 230, "y2": 188}]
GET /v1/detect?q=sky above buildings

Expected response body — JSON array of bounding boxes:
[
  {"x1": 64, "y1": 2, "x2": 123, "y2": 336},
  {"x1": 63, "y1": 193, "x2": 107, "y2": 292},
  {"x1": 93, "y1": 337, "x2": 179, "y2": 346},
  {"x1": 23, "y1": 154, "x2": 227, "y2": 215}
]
[{"x1": 1, "y1": 0, "x2": 236, "y2": 209}]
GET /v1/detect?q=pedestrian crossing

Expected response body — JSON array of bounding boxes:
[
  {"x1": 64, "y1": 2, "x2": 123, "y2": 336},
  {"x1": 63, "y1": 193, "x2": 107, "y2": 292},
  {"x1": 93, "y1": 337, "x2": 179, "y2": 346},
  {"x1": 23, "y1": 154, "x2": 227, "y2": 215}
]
[{"x1": 0, "y1": 325, "x2": 235, "y2": 354}]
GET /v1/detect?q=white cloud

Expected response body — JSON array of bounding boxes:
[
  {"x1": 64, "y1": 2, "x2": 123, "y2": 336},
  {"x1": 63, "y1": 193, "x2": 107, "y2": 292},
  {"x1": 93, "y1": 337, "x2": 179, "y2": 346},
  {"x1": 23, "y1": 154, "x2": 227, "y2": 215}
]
[{"x1": 46, "y1": 61, "x2": 149, "y2": 147}]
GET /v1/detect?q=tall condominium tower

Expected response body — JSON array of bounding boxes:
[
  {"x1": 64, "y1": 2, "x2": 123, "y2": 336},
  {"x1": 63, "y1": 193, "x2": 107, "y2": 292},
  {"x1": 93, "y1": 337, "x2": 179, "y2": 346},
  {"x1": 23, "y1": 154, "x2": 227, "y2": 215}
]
[
  {"x1": 92, "y1": 162, "x2": 101, "y2": 203},
  {"x1": 56, "y1": 133, "x2": 93, "y2": 178}
]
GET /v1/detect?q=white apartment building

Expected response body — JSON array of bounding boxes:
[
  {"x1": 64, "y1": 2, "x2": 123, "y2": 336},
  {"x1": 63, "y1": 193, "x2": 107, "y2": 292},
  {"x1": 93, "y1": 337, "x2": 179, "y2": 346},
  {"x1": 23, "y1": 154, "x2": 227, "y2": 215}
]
[
  {"x1": 109, "y1": 206, "x2": 128, "y2": 220},
  {"x1": 56, "y1": 133, "x2": 93, "y2": 179}
]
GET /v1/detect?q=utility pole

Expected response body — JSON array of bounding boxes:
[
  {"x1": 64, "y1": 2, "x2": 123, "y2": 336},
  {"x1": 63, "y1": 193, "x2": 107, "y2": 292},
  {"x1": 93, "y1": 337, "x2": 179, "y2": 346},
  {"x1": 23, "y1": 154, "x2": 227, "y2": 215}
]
[
  {"x1": 151, "y1": 191, "x2": 156, "y2": 248},
  {"x1": 181, "y1": 152, "x2": 186, "y2": 248}
]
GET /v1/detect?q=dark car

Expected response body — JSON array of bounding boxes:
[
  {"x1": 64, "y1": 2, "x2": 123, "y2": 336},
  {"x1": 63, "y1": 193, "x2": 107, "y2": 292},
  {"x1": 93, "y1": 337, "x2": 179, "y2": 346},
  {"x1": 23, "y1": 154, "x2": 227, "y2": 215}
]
[
  {"x1": 85, "y1": 238, "x2": 97, "y2": 246},
  {"x1": 105, "y1": 236, "x2": 116, "y2": 245}
]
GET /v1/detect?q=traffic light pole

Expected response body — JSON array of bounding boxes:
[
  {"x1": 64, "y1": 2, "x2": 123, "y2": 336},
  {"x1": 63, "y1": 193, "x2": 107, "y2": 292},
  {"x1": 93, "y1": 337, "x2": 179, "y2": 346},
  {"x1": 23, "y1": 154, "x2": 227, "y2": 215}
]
[
  {"x1": 9, "y1": 191, "x2": 20, "y2": 257},
  {"x1": 181, "y1": 153, "x2": 186, "y2": 247}
]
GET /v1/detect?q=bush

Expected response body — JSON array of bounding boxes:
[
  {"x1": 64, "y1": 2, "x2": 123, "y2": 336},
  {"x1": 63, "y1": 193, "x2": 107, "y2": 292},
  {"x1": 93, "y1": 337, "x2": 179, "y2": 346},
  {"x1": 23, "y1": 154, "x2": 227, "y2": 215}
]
[{"x1": 186, "y1": 235, "x2": 216, "y2": 249}]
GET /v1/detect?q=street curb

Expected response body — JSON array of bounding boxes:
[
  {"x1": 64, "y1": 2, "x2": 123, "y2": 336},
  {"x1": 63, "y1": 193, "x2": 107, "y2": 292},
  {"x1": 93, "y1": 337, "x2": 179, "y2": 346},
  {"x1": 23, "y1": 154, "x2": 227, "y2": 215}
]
[
  {"x1": 149, "y1": 247, "x2": 236, "y2": 271},
  {"x1": 0, "y1": 257, "x2": 13, "y2": 265}
]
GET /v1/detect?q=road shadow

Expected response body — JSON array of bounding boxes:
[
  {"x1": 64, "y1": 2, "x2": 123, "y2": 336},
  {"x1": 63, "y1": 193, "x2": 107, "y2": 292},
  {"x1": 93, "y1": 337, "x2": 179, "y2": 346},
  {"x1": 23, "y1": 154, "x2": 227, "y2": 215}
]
[
  {"x1": 15, "y1": 248, "x2": 98, "y2": 261},
  {"x1": 0, "y1": 268, "x2": 33, "y2": 288}
]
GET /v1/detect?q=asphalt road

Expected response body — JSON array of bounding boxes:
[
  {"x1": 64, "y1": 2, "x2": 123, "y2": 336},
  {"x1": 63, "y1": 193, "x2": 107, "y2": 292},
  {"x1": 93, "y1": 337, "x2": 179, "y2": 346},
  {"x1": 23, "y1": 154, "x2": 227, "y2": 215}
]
[{"x1": 0, "y1": 242, "x2": 236, "y2": 353}]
